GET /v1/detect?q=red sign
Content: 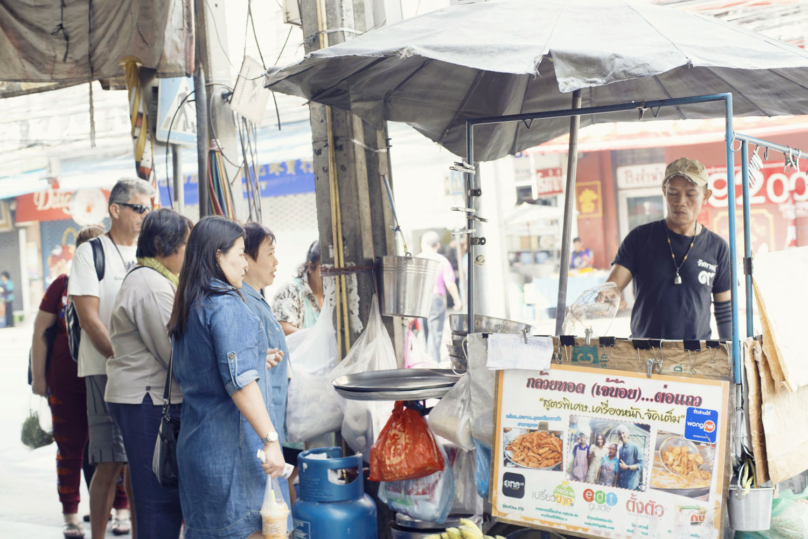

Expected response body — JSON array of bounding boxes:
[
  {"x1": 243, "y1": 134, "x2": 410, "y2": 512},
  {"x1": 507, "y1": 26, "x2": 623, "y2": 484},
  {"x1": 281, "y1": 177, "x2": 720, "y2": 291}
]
[
  {"x1": 16, "y1": 188, "x2": 110, "y2": 224},
  {"x1": 706, "y1": 162, "x2": 808, "y2": 208},
  {"x1": 536, "y1": 167, "x2": 564, "y2": 196}
]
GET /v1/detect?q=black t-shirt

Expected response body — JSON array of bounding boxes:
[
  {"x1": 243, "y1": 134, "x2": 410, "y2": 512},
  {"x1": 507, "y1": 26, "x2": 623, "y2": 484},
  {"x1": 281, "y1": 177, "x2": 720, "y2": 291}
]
[{"x1": 613, "y1": 220, "x2": 731, "y2": 340}]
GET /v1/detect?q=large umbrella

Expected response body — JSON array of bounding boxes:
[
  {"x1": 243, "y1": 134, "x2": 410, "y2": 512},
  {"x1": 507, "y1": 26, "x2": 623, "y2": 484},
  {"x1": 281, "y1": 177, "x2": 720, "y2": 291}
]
[{"x1": 265, "y1": 0, "x2": 808, "y2": 162}]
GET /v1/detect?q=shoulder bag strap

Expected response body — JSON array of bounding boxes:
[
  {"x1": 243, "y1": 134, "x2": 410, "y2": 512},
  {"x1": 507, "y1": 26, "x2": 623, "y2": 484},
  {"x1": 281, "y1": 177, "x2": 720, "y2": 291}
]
[
  {"x1": 90, "y1": 238, "x2": 105, "y2": 281},
  {"x1": 162, "y1": 346, "x2": 175, "y2": 419}
]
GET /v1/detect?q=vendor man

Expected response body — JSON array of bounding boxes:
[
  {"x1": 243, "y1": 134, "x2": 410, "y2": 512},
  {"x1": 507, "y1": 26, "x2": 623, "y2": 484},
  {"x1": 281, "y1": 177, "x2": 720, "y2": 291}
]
[
  {"x1": 616, "y1": 425, "x2": 644, "y2": 491},
  {"x1": 606, "y1": 158, "x2": 732, "y2": 340}
]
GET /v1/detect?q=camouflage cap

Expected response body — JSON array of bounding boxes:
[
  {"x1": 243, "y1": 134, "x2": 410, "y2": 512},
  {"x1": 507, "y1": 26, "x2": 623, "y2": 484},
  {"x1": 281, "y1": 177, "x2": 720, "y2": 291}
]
[{"x1": 663, "y1": 158, "x2": 709, "y2": 187}]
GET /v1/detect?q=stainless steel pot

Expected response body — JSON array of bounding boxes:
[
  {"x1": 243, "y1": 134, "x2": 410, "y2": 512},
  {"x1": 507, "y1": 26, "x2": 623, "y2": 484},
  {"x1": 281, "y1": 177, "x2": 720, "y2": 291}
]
[
  {"x1": 449, "y1": 314, "x2": 532, "y2": 335},
  {"x1": 449, "y1": 354, "x2": 467, "y2": 372},
  {"x1": 379, "y1": 256, "x2": 440, "y2": 318},
  {"x1": 391, "y1": 514, "x2": 469, "y2": 539}
]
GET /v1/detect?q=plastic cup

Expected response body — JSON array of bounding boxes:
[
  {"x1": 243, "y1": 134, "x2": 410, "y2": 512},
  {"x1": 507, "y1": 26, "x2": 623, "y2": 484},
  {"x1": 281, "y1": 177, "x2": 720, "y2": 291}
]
[{"x1": 261, "y1": 503, "x2": 289, "y2": 539}]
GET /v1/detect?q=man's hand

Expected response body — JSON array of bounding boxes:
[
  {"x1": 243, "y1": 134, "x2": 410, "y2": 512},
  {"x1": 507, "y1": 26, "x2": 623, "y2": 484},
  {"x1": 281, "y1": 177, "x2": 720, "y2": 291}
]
[
  {"x1": 266, "y1": 348, "x2": 284, "y2": 370},
  {"x1": 619, "y1": 459, "x2": 629, "y2": 471}
]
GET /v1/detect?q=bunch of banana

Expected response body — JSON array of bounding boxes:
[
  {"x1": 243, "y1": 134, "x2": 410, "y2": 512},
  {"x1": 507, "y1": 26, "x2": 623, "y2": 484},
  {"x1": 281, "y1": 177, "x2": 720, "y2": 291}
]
[{"x1": 423, "y1": 518, "x2": 507, "y2": 539}]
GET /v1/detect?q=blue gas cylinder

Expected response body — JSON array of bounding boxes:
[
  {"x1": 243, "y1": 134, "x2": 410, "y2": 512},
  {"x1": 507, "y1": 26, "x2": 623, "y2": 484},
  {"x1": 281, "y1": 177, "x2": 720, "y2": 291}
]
[{"x1": 292, "y1": 447, "x2": 378, "y2": 539}]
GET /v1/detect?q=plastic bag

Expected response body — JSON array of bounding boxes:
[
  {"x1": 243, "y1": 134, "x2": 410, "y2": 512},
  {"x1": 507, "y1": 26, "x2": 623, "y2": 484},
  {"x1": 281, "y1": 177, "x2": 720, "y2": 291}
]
[
  {"x1": 444, "y1": 443, "x2": 479, "y2": 514},
  {"x1": 286, "y1": 300, "x2": 338, "y2": 377},
  {"x1": 428, "y1": 374, "x2": 474, "y2": 450},
  {"x1": 379, "y1": 443, "x2": 455, "y2": 523},
  {"x1": 369, "y1": 401, "x2": 445, "y2": 482},
  {"x1": 466, "y1": 335, "x2": 495, "y2": 445},
  {"x1": 21, "y1": 397, "x2": 53, "y2": 450},
  {"x1": 285, "y1": 365, "x2": 343, "y2": 444},
  {"x1": 473, "y1": 438, "x2": 492, "y2": 500},
  {"x1": 261, "y1": 475, "x2": 289, "y2": 539},
  {"x1": 285, "y1": 300, "x2": 343, "y2": 444},
  {"x1": 333, "y1": 296, "x2": 396, "y2": 456},
  {"x1": 736, "y1": 487, "x2": 808, "y2": 539}
]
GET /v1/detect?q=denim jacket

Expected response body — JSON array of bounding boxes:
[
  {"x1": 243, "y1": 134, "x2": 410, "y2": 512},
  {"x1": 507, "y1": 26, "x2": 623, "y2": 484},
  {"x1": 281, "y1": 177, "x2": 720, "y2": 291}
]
[
  {"x1": 172, "y1": 280, "x2": 290, "y2": 538},
  {"x1": 241, "y1": 282, "x2": 289, "y2": 443}
]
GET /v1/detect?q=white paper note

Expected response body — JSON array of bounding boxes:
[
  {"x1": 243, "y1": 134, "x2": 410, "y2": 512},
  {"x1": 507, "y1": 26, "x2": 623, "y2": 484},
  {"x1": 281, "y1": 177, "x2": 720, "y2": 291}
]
[{"x1": 486, "y1": 334, "x2": 553, "y2": 371}]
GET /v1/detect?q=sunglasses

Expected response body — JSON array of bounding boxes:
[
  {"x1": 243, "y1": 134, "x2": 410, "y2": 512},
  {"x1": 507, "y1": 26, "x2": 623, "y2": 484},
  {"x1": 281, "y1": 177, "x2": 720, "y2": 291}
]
[{"x1": 118, "y1": 203, "x2": 152, "y2": 214}]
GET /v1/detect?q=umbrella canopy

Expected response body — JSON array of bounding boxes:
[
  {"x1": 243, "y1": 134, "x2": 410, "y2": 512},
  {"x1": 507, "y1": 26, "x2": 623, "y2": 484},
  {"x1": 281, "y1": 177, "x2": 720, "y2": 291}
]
[{"x1": 265, "y1": 0, "x2": 808, "y2": 161}]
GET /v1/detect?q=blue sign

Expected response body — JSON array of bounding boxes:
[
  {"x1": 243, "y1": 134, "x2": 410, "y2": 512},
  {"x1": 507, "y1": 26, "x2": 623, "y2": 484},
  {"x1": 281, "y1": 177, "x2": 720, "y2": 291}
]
[
  {"x1": 684, "y1": 407, "x2": 719, "y2": 444},
  {"x1": 241, "y1": 159, "x2": 315, "y2": 198},
  {"x1": 158, "y1": 174, "x2": 199, "y2": 207}
]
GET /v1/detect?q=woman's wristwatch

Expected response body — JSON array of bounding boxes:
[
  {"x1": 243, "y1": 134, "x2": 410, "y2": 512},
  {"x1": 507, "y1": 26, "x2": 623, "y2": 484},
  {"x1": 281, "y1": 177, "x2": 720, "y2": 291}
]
[{"x1": 261, "y1": 431, "x2": 279, "y2": 444}]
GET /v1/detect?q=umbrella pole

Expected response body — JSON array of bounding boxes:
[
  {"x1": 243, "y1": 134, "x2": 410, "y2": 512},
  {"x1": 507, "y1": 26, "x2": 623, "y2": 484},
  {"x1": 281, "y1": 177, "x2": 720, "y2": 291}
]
[{"x1": 555, "y1": 89, "x2": 582, "y2": 335}]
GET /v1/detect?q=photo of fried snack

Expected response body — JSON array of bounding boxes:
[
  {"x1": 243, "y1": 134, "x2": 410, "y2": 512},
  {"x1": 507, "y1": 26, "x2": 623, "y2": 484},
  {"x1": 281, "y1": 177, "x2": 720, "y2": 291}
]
[
  {"x1": 662, "y1": 445, "x2": 711, "y2": 481},
  {"x1": 505, "y1": 430, "x2": 563, "y2": 469},
  {"x1": 650, "y1": 432, "x2": 715, "y2": 500}
]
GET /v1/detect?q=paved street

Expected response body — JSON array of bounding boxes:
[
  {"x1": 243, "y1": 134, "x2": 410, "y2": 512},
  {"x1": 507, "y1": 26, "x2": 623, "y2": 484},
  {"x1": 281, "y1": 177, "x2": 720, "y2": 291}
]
[{"x1": 0, "y1": 321, "x2": 99, "y2": 538}]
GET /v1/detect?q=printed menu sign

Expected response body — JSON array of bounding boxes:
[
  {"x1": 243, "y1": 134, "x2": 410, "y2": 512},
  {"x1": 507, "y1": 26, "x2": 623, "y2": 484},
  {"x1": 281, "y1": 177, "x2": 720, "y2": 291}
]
[{"x1": 492, "y1": 364, "x2": 730, "y2": 539}]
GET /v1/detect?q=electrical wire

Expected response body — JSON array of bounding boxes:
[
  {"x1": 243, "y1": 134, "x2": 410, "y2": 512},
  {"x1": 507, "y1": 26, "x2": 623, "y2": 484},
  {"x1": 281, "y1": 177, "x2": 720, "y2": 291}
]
[{"x1": 163, "y1": 90, "x2": 197, "y2": 210}]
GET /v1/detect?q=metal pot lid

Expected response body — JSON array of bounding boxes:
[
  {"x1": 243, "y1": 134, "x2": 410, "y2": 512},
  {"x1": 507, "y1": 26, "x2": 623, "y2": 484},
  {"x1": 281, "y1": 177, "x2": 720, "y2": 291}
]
[
  {"x1": 395, "y1": 513, "x2": 469, "y2": 529},
  {"x1": 332, "y1": 368, "x2": 461, "y2": 392},
  {"x1": 334, "y1": 385, "x2": 454, "y2": 401}
]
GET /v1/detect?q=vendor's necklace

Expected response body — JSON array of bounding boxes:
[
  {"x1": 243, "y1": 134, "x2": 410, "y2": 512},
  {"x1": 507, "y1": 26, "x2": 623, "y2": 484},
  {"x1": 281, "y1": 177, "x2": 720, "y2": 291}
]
[{"x1": 665, "y1": 221, "x2": 698, "y2": 285}]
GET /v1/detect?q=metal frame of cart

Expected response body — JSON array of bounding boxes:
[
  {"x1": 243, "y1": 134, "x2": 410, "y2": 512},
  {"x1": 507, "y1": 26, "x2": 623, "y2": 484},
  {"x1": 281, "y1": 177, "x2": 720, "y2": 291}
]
[{"x1": 462, "y1": 93, "x2": 808, "y2": 534}]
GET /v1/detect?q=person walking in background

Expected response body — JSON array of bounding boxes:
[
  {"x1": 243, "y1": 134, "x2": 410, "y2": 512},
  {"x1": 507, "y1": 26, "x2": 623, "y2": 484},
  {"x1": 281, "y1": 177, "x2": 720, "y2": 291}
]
[
  {"x1": 417, "y1": 231, "x2": 462, "y2": 362},
  {"x1": 273, "y1": 240, "x2": 323, "y2": 336},
  {"x1": 106, "y1": 209, "x2": 192, "y2": 539},
  {"x1": 31, "y1": 225, "x2": 107, "y2": 539},
  {"x1": 241, "y1": 222, "x2": 292, "y2": 527},
  {"x1": 168, "y1": 217, "x2": 287, "y2": 539},
  {"x1": 69, "y1": 178, "x2": 153, "y2": 538},
  {"x1": 1, "y1": 271, "x2": 15, "y2": 327}
]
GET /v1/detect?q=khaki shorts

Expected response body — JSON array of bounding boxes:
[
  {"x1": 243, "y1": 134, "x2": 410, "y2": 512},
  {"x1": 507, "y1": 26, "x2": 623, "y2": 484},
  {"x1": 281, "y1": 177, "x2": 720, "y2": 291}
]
[{"x1": 85, "y1": 375, "x2": 127, "y2": 464}]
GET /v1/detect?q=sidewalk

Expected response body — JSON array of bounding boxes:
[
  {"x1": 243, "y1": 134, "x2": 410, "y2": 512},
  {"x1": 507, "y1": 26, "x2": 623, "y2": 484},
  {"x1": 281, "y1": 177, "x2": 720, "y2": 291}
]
[{"x1": 0, "y1": 322, "x2": 98, "y2": 538}]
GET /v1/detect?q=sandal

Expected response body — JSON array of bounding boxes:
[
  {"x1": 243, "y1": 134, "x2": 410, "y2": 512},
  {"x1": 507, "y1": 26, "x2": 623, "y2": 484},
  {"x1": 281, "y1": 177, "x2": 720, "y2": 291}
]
[
  {"x1": 112, "y1": 517, "x2": 131, "y2": 536},
  {"x1": 63, "y1": 522, "x2": 85, "y2": 539}
]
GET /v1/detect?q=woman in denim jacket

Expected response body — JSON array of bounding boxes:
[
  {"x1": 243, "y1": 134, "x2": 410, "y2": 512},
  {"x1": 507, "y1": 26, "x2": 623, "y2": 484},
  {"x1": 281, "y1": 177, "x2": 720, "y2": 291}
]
[{"x1": 168, "y1": 217, "x2": 286, "y2": 539}]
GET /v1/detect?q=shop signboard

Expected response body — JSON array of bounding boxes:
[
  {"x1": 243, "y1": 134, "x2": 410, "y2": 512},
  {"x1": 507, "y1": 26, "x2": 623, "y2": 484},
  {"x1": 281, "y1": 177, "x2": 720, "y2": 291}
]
[
  {"x1": 492, "y1": 364, "x2": 730, "y2": 539},
  {"x1": 575, "y1": 182, "x2": 603, "y2": 218},
  {"x1": 15, "y1": 188, "x2": 110, "y2": 225},
  {"x1": 536, "y1": 167, "x2": 564, "y2": 196},
  {"x1": 241, "y1": 160, "x2": 315, "y2": 198},
  {"x1": 706, "y1": 162, "x2": 808, "y2": 210},
  {"x1": 617, "y1": 164, "x2": 667, "y2": 190}
]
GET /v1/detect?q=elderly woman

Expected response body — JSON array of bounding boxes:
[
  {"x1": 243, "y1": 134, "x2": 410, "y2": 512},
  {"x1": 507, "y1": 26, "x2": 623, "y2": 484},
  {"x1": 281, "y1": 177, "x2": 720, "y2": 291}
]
[
  {"x1": 570, "y1": 432, "x2": 590, "y2": 482},
  {"x1": 240, "y1": 222, "x2": 292, "y2": 526},
  {"x1": 168, "y1": 217, "x2": 287, "y2": 539},
  {"x1": 272, "y1": 240, "x2": 322, "y2": 336},
  {"x1": 106, "y1": 209, "x2": 192, "y2": 539}
]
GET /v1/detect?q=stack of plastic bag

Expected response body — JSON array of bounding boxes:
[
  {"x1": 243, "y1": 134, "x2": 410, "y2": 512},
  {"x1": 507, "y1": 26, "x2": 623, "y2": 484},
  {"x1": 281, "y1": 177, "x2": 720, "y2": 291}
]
[{"x1": 428, "y1": 374, "x2": 474, "y2": 450}]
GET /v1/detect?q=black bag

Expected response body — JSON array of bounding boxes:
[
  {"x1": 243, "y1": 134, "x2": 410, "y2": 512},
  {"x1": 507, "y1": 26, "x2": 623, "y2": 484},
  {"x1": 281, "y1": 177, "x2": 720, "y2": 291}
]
[
  {"x1": 153, "y1": 349, "x2": 181, "y2": 489},
  {"x1": 66, "y1": 238, "x2": 105, "y2": 363}
]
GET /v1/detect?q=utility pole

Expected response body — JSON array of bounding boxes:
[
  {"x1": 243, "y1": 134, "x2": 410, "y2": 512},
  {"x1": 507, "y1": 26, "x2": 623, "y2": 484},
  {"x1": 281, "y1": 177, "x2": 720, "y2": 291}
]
[
  {"x1": 172, "y1": 144, "x2": 184, "y2": 214},
  {"x1": 299, "y1": 2, "x2": 399, "y2": 537}
]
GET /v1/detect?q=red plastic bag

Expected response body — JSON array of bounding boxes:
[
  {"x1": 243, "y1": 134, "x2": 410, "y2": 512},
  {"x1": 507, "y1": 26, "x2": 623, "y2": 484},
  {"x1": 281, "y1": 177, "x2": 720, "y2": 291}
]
[{"x1": 369, "y1": 402, "x2": 444, "y2": 482}]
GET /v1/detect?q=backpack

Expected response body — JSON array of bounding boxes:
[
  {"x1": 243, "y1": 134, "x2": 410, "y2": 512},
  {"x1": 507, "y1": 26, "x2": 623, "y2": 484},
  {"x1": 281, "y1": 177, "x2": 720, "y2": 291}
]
[{"x1": 66, "y1": 238, "x2": 105, "y2": 363}]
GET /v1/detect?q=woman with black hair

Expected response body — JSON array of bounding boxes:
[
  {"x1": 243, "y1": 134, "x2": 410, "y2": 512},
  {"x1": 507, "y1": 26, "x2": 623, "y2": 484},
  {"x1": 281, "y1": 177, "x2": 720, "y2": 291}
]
[
  {"x1": 168, "y1": 217, "x2": 287, "y2": 539},
  {"x1": 106, "y1": 208, "x2": 193, "y2": 539},
  {"x1": 272, "y1": 240, "x2": 323, "y2": 336}
]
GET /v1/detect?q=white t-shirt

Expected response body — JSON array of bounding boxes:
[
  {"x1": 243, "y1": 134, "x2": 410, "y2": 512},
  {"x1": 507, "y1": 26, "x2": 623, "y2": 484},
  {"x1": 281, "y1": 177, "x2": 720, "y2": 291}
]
[{"x1": 67, "y1": 235, "x2": 137, "y2": 377}]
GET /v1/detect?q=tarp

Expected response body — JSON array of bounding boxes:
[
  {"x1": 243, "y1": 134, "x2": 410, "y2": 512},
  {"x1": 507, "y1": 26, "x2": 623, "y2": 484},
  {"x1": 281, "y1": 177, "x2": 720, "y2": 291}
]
[
  {"x1": 265, "y1": 0, "x2": 808, "y2": 161},
  {"x1": 0, "y1": 0, "x2": 186, "y2": 85}
]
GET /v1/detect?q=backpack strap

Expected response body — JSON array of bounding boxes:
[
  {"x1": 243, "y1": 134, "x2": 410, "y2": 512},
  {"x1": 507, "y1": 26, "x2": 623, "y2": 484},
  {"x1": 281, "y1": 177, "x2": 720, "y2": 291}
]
[{"x1": 90, "y1": 238, "x2": 105, "y2": 281}]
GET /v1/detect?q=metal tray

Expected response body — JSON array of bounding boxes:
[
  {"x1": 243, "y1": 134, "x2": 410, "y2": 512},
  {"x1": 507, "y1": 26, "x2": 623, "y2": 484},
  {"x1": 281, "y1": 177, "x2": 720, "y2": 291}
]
[
  {"x1": 449, "y1": 314, "x2": 532, "y2": 335},
  {"x1": 334, "y1": 385, "x2": 455, "y2": 401},
  {"x1": 332, "y1": 368, "x2": 461, "y2": 393}
]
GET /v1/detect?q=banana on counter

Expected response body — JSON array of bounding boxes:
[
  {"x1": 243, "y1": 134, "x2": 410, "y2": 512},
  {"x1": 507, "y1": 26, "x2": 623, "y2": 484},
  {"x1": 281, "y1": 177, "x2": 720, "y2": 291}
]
[{"x1": 423, "y1": 519, "x2": 506, "y2": 539}]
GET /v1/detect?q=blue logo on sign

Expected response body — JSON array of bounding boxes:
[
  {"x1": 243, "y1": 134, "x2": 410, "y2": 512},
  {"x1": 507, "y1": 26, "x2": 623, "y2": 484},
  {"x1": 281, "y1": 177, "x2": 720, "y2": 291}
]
[
  {"x1": 606, "y1": 492, "x2": 619, "y2": 507},
  {"x1": 684, "y1": 407, "x2": 718, "y2": 444}
]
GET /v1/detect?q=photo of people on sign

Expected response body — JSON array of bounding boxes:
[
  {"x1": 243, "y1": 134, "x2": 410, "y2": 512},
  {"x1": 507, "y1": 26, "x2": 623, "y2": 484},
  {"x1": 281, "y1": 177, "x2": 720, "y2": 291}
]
[
  {"x1": 566, "y1": 416, "x2": 651, "y2": 492},
  {"x1": 650, "y1": 431, "x2": 716, "y2": 501},
  {"x1": 502, "y1": 427, "x2": 564, "y2": 471}
]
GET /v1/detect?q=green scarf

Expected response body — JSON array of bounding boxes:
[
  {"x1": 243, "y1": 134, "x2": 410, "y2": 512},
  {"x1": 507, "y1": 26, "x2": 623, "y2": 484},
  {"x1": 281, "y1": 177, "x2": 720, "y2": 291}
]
[{"x1": 137, "y1": 257, "x2": 179, "y2": 287}]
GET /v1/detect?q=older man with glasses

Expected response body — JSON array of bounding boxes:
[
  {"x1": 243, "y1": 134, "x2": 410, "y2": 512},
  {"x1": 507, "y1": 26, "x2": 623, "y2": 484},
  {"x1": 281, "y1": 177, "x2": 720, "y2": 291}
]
[{"x1": 68, "y1": 178, "x2": 153, "y2": 538}]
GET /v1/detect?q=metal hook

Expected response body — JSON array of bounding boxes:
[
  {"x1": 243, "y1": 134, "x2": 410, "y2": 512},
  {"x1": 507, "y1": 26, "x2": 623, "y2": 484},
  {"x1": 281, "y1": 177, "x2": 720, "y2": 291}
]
[
  {"x1": 784, "y1": 147, "x2": 797, "y2": 173},
  {"x1": 522, "y1": 119, "x2": 534, "y2": 130},
  {"x1": 730, "y1": 139, "x2": 743, "y2": 152},
  {"x1": 650, "y1": 106, "x2": 662, "y2": 118}
]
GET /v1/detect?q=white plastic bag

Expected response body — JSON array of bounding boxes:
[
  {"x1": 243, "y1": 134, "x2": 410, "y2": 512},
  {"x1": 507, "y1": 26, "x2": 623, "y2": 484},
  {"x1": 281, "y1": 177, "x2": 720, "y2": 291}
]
[
  {"x1": 286, "y1": 300, "x2": 338, "y2": 377},
  {"x1": 428, "y1": 374, "x2": 474, "y2": 450},
  {"x1": 466, "y1": 335, "x2": 495, "y2": 446},
  {"x1": 444, "y1": 443, "x2": 480, "y2": 515},
  {"x1": 285, "y1": 365, "x2": 343, "y2": 444},
  {"x1": 285, "y1": 300, "x2": 343, "y2": 444},
  {"x1": 379, "y1": 443, "x2": 455, "y2": 523},
  {"x1": 334, "y1": 296, "x2": 397, "y2": 457}
]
